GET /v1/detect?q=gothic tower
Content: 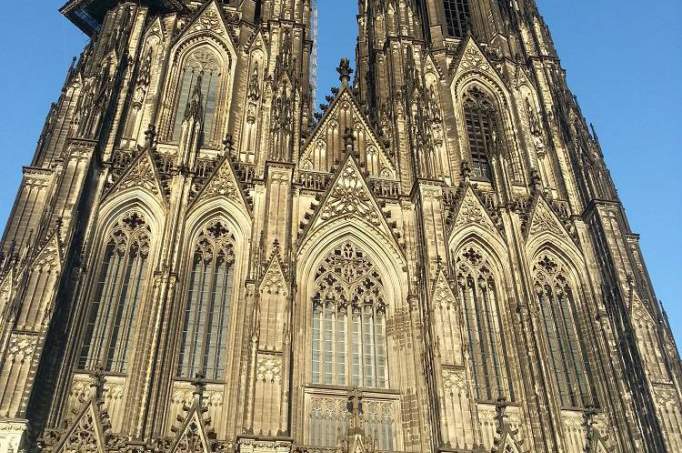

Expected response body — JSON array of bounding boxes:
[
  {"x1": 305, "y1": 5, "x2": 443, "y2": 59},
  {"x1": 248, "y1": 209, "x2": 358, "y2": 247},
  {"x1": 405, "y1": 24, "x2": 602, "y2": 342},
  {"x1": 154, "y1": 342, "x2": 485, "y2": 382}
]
[{"x1": 0, "y1": 0, "x2": 679, "y2": 452}]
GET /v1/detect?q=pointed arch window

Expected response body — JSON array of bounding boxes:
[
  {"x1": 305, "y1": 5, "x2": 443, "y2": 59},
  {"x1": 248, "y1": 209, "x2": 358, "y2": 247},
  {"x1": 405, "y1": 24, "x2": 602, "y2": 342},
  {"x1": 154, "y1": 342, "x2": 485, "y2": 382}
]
[
  {"x1": 78, "y1": 212, "x2": 151, "y2": 373},
  {"x1": 308, "y1": 242, "x2": 394, "y2": 449},
  {"x1": 176, "y1": 221, "x2": 235, "y2": 381},
  {"x1": 172, "y1": 48, "x2": 223, "y2": 146},
  {"x1": 444, "y1": 0, "x2": 471, "y2": 38},
  {"x1": 533, "y1": 255, "x2": 591, "y2": 408},
  {"x1": 456, "y1": 246, "x2": 514, "y2": 402},
  {"x1": 463, "y1": 88, "x2": 500, "y2": 181},
  {"x1": 311, "y1": 242, "x2": 388, "y2": 389}
]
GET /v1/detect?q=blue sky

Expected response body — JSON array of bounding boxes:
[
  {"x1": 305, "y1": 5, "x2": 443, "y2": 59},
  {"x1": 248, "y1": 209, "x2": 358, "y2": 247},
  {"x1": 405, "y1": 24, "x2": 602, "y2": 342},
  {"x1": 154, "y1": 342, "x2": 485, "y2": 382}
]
[{"x1": 0, "y1": 1, "x2": 680, "y2": 342}]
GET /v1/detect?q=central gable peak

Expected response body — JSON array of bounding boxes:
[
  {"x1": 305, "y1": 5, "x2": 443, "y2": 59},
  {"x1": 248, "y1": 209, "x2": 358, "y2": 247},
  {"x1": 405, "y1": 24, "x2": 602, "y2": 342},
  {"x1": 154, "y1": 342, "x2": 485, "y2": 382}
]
[{"x1": 300, "y1": 87, "x2": 396, "y2": 180}]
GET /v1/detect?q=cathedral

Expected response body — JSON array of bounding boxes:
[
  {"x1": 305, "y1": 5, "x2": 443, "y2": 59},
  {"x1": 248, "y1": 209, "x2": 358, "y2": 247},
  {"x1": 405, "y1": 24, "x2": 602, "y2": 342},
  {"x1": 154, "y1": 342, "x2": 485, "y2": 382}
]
[{"x1": 0, "y1": 0, "x2": 681, "y2": 451}]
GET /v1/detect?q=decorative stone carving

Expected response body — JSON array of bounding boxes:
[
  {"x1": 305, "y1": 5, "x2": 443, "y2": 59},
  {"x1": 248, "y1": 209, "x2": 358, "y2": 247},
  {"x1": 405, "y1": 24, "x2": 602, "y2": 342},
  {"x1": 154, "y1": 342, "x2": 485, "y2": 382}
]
[
  {"x1": 442, "y1": 368, "x2": 467, "y2": 394},
  {"x1": 7, "y1": 333, "x2": 39, "y2": 360},
  {"x1": 259, "y1": 258, "x2": 288, "y2": 296},
  {"x1": 526, "y1": 196, "x2": 565, "y2": 238},
  {"x1": 108, "y1": 151, "x2": 163, "y2": 198},
  {"x1": 256, "y1": 354, "x2": 282, "y2": 383},
  {"x1": 317, "y1": 158, "x2": 382, "y2": 227}
]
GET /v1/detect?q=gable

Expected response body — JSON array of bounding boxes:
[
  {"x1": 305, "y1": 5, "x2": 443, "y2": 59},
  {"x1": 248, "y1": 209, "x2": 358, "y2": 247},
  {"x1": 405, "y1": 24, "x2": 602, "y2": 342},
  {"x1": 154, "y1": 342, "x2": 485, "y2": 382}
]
[
  {"x1": 259, "y1": 256, "x2": 288, "y2": 296},
  {"x1": 525, "y1": 195, "x2": 570, "y2": 241},
  {"x1": 432, "y1": 269, "x2": 457, "y2": 308},
  {"x1": 300, "y1": 89, "x2": 396, "y2": 179},
  {"x1": 298, "y1": 155, "x2": 403, "y2": 259},
  {"x1": 183, "y1": 0, "x2": 231, "y2": 42},
  {"x1": 189, "y1": 155, "x2": 249, "y2": 212},
  {"x1": 450, "y1": 36, "x2": 508, "y2": 99},
  {"x1": 105, "y1": 149, "x2": 165, "y2": 202},
  {"x1": 171, "y1": 410, "x2": 211, "y2": 453},
  {"x1": 449, "y1": 185, "x2": 500, "y2": 236},
  {"x1": 52, "y1": 401, "x2": 107, "y2": 453}
]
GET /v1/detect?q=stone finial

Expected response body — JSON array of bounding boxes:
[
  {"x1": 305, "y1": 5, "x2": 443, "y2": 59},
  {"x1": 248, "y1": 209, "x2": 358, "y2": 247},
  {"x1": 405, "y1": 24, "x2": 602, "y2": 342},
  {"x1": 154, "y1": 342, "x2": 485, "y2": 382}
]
[
  {"x1": 494, "y1": 396, "x2": 508, "y2": 435},
  {"x1": 89, "y1": 365, "x2": 106, "y2": 401},
  {"x1": 337, "y1": 58, "x2": 353, "y2": 87},
  {"x1": 461, "y1": 160, "x2": 472, "y2": 182},
  {"x1": 191, "y1": 372, "x2": 206, "y2": 403},
  {"x1": 144, "y1": 124, "x2": 157, "y2": 149},
  {"x1": 223, "y1": 134, "x2": 234, "y2": 155},
  {"x1": 530, "y1": 168, "x2": 542, "y2": 194},
  {"x1": 348, "y1": 388, "x2": 363, "y2": 434}
]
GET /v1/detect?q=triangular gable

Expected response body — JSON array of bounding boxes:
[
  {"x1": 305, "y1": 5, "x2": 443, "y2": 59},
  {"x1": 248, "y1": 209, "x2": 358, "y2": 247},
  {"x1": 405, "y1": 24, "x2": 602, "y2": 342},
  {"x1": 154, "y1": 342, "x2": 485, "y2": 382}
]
[
  {"x1": 298, "y1": 155, "x2": 403, "y2": 259},
  {"x1": 311, "y1": 155, "x2": 388, "y2": 231},
  {"x1": 144, "y1": 16, "x2": 166, "y2": 42},
  {"x1": 588, "y1": 431, "x2": 610, "y2": 453},
  {"x1": 52, "y1": 401, "x2": 107, "y2": 453},
  {"x1": 245, "y1": 29, "x2": 267, "y2": 52},
  {"x1": 300, "y1": 88, "x2": 396, "y2": 179},
  {"x1": 449, "y1": 35, "x2": 505, "y2": 86},
  {"x1": 259, "y1": 256, "x2": 288, "y2": 296},
  {"x1": 493, "y1": 426, "x2": 523, "y2": 453},
  {"x1": 179, "y1": 0, "x2": 233, "y2": 44},
  {"x1": 0, "y1": 267, "x2": 15, "y2": 320},
  {"x1": 423, "y1": 53, "x2": 445, "y2": 81},
  {"x1": 105, "y1": 149, "x2": 165, "y2": 202},
  {"x1": 431, "y1": 269, "x2": 457, "y2": 308},
  {"x1": 449, "y1": 185, "x2": 499, "y2": 235},
  {"x1": 32, "y1": 229, "x2": 63, "y2": 272},
  {"x1": 630, "y1": 290, "x2": 656, "y2": 325},
  {"x1": 170, "y1": 407, "x2": 211, "y2": 453},
  {"x1": 189, "y1": 155, "x2": 250, "y2": 212},
  {"x1": 498, "y1": 434, "x2": 522, "y2": 453},
  {"x1": 525, "y1": 195, "x2": 570, "y2": 241}
]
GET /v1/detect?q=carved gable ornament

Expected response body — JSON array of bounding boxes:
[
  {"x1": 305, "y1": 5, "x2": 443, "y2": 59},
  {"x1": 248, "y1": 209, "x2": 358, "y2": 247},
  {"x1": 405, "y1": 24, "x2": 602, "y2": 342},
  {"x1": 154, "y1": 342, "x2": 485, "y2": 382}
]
[
  {"x1": 46, "y1": 401, "x2": 109, "y2": 453},
  {"x1": 450, "y1": 36, "x2": 498, "y2": 82},
  {"x1": 299, "y1": 88, "x2": 396, "y2": 179},
  {"x1": 298, "y1": 155, "x2": 404, "y2": 264},
  {"x1": 493, "y1": 427, "x2": 524, "y2": 453},
  {"x1": 449, "y1": 185, "x2": 499, "y2": 236},
  {"x1": 525, "y1": 195, "x2": 570, "y2": 241},
  {"x1": 259, "y1": 255, "x2": 288, "y2": 297},
  {"x1": 185, "y1": 0, "x2": 230, "y2": 39},
  {"x1": 432, "y1": 269, "x2": 457, "y2": 308},
  {"x1": 170, "y1": 410, "x2": 212, "y2": 453},
  {"x1": 105, "y1": 149, "x2": 165, "y2": 203},
  {"x1": 190, "y1": 155, "x2": 249, "y2": 212},
  {"x1": 33, "y1": 229, "x2": 64, "y2": 272}
]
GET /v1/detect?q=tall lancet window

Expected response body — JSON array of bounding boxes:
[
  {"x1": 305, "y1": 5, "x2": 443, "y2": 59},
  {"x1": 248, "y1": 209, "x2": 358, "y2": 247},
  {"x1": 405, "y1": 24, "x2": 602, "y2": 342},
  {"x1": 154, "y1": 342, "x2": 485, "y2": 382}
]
[
  {"x1": 444, "y1": 0, "x2": 471, "y2": 38},
  {"x1": 456, "y1": 246, "x2": 514, "y2": 402},
  {"x1": 463, "y1": 88, "x2": 500, "y2": 181},
  {"x1": 172, "y1": 49, "x2": 222, "y2": 145},
  {"x1": 78, "y1": 212, "x2": 151, "y2": 373},
  {"x1": 309, "y1": 242, "x2": 393, "y2": 449},
  {"x1": 533, "y1": 255, "x2": 591, "y2": 408},
  {"x1": 177, "y1": 221, "x2": 235, "y2": 381},
  {"x1": 311, "y1": 242, "x2": 388, "y2": 388}
]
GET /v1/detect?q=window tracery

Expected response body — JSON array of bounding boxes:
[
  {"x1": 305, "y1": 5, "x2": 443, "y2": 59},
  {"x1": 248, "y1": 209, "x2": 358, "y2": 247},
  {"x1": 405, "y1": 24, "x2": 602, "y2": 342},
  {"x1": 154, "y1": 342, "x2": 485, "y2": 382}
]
[
  {"x1": 444, "y1": 0, "x2": 471, "y2": 38},
  {"x1": 307, "y1": 242, "x2": 395, "y2": 449},
  {"x1": 177, "y1": 220, "x2": 236, "y2": 381},
  {"x1": 78, "y1": 211, "x2": 151, "y2": 373},
  {"x1": 463, "y1": 88, "x2": 500, "y2": 181},
  {"x1": 533, "y1": 254, "x2": 591, "y2": 408},
  {"x1": 311, "y1": 242, "x2": 388, "y2": 389},
  {"x1": 455, "y1": 245, "x2": 514, "y2": 402},
  {"x1": 171, "y1": 48, "x2": 223, "y2": 146}
]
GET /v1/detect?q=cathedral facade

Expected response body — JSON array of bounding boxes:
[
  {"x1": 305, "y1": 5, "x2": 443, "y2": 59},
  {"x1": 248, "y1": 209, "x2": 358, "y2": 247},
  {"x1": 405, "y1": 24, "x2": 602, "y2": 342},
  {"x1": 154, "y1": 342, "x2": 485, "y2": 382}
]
[{"x1": 0, "y1": 0, "x2": 680, "y2": 452}]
